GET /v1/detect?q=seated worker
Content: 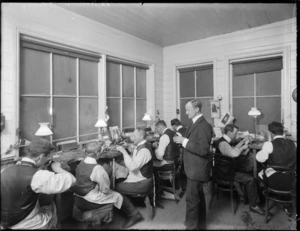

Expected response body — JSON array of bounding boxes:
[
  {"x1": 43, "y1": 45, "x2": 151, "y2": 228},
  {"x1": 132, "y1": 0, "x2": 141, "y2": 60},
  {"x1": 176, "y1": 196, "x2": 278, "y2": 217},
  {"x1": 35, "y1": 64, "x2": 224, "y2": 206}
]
[
  {"x1": 1, "y1": 138, "x2": 76, "y2": 229},
  {"x1": 215, "y1": 124, "x2": 266, "y2": 216},
  {"x1": 115, "y1": 128, "x2": 153, "y2": 228},
  {"x1": 70, "y1": 141, "x2": 123, "y2": 212},
  {"x1": 153, "y1": 120, "x2": 180, "y2": 170},
  {"x1": 171, "y1": 118, "x2": 187, "y2": 137},
  {"x1": 256, "y1": 121, "x2": 296, "y2": 216}
]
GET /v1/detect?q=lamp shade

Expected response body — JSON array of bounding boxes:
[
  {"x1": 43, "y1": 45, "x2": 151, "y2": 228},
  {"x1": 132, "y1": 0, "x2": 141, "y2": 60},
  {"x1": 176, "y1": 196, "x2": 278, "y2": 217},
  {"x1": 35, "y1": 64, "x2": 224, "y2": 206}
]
[
  {"x1": 35, "y1": 123, "x2": 53, "y2": 136},
  {"x1": 95, "y1": 118, "x2": 107, "y2": 127},
  {"x1": 248, "y1": 107, "x2": 261, "y2": 117},
  {"x1": 142, "y1": 113, "x2": 152, "y2": 121}
]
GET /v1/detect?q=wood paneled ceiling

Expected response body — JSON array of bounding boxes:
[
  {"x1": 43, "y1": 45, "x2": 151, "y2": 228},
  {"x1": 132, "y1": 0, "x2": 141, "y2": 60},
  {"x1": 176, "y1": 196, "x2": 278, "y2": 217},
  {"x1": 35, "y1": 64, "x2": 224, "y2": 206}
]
[{"x1": 57, "y1": 3, "x2": 296, "y2": 47}]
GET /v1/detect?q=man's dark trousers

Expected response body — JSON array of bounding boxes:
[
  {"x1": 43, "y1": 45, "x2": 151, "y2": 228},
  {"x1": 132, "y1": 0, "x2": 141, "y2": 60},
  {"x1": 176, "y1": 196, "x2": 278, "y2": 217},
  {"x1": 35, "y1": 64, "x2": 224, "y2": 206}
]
[{"x1": 186, "y1": 178, "x2": 206, "y2": 230}]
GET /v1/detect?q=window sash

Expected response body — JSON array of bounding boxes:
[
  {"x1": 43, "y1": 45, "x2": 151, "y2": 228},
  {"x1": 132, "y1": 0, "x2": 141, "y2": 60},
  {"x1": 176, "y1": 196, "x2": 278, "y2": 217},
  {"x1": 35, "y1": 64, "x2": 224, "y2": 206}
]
[
  {"x1": 106, "y1": 61, "x2": 147, "y2": 130},
  {"x1": 231, "y1": 57, "x2": 282, "y2": 133},
  {"x1": 20, "y1": 39, "x2": 100, "y2": 144},
  {"x1": 178, "y1": 65, "x2": 214, "y2": 127}
]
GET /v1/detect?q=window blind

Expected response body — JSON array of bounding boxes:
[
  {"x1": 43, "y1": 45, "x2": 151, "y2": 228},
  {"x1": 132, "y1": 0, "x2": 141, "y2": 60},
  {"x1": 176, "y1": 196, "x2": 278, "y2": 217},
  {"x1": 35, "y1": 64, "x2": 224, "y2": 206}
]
[
  {"x1": 178, "y1": 65, "x2": 213, "y2": 73},
  {"x1": 232, "y1": 57, "x2": 283, "y2": 76},
  {"x1": 107, "y1": 56, "x2": 149, "y2": 70},
  {"x1": 21, "y1": 35, "x2": 101, "y2": 62}
]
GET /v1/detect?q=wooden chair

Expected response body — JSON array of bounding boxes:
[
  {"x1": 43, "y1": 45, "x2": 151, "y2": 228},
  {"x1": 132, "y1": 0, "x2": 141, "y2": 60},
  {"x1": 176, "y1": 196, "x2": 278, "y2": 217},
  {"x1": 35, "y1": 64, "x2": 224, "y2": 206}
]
[
  {"x1": 156, "y1": 160, "x2": 181, "y2": 203},
  {"x1": 209, "y1": 153, "x2": 240, "y2": 214},
  {"x1": 262, "y1": 165, "x2": 297, "y2": 223}
]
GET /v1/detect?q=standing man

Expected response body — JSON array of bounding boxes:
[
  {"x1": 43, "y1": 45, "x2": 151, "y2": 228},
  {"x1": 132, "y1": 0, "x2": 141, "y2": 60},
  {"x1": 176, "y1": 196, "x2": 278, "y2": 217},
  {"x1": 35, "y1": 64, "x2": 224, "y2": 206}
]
[
  {"x1": 174, "y1": 99, "x2": 213, "y2": 230},
  {"x1": 1, "y1": 138, "x2": 76, "y2": 229}
]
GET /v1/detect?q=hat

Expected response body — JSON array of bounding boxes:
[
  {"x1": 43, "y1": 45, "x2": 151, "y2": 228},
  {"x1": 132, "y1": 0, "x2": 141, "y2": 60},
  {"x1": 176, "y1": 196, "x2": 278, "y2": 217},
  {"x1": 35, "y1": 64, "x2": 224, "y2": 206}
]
[
  {"x1": 28, "y1": 138, "x2": 54, "y2": 157},
  {"x1": 86, "y1": 141, "x2": 101, "y2": 154}
]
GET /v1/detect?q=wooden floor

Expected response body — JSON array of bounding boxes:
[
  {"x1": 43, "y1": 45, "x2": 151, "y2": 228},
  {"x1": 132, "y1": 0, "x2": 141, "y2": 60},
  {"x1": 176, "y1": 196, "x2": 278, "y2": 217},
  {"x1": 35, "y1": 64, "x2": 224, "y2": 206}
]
[{"x1": 61, "y1": 182, "x2": 296, "y2": 230}]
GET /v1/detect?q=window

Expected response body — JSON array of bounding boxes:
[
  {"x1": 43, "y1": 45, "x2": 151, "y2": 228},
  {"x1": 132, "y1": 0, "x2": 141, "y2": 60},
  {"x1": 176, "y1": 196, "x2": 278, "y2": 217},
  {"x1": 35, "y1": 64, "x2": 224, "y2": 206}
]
[
  {"x1": 178, "y1": 65, "x2": 214, "y2": 127},
  {"x1": 106, "y1": 60, "x2": 148, "y2": 129},
  {"x1": 231, "y1": 57, "x2": 282, "y2": 133},
  {"x1": 19, "y1": 35, "x2": 101, "y2": 145}
]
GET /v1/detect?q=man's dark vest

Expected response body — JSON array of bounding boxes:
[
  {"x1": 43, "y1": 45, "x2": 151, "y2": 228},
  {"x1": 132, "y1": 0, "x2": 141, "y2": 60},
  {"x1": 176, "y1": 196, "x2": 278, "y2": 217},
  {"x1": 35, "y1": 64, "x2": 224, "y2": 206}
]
[
  {"x1": 1, "y1": 161, "x2": 39, "y2": 228},
  {"x1": 163, "y1": 129, "x2": 180, "y2": 161},
  {"x1": 136, "y1": 142, "x2": 153, "y2": 179},
  {"x1": 70, "y1": 160, "x2": 97, "y2": 196},
  {"x1": 177, "y1": 126, "x2": 187, "y2": 137},
  {"x1": 268, "y1": 138, "x2": 296, "y2": 170},
  {"x1": 214, "y1": 136, "x2": 228, "y2": 155},
  {"x1": 214, "y1": 136, "x2": 237, "y2": 175}
]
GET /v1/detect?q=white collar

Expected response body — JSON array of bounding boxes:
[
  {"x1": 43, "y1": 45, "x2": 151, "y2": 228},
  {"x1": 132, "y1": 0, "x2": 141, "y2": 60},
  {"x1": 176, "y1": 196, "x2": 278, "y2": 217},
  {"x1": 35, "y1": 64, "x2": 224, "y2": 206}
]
[
  {"x1": 163, "y1": 128, "x2": 168, "y2": 133},
  {"x1": 136, "y1": 140, "x2": 146, "y2": 148},
  {"x1": 21, "y1": 157, "x2": 37, "y2": 166},
  {"x1": 273, "y1": 135, "x2": 285, "y2": 140},
  {"x1": 176, "y1": 125, "x2": 183, "y2": 131},
  {"x1": 223, "y1": 134, "x2": 232, "y2": 143},
  {"x1": 84, "y1": 156, "x2": 97, "y2": 164},
  {"x1": 192, "y1": 114, "x2": 202, "y2": 124}
]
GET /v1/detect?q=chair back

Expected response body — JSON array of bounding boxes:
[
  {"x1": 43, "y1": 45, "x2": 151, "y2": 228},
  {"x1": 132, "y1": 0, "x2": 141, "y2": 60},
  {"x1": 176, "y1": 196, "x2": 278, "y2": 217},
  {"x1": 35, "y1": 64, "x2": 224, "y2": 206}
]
[
  {"x1": 212, "y1": 154, "x2": 236, "y2": 184},
  {"x1": 262, "y1": 165, "x2": 297, "y2": 196}
]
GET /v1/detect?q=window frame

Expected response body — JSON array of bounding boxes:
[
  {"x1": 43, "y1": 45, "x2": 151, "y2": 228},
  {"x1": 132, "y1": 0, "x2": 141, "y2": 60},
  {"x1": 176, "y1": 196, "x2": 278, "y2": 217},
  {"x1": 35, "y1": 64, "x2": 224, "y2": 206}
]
[
  {"x1": 106, "y1": 60, "x2": 148, "y2": 130},
  {"x1": 16, "y1": 34, "x2": 152, "y2": 160},
  {"x1": 176, "y1": 61, "x2": 215, "y2": 127},
  {"x1": 19, "y1": 41, "x2": 102, "y2": 145},
  {"x1": 228, "y1": 48, "x2": 291, "y2": 131}
]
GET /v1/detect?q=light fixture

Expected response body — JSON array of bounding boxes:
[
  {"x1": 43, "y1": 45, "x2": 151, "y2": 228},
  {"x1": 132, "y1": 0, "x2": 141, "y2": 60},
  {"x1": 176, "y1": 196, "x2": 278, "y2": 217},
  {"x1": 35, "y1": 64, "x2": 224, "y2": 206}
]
[
  {"x1": 248, "y1": 107, "x2": 261, "y2": 139},
  {"x1": 95, "y1": 118, "x2": 107, "y2": 141},
  {"x1": 95, "y1": 119, "x2": 107, "y2": 128},
  {"x1": 142, "y1": 113, "x2": 152, "y2": 128},
  {"x1": 248, "y1": 107, "x2": 261, "y2": 117},
  {"x1": 35, "y1": 123, "x2": 53, "y2": 137},
  {"x1": 142, "y1": 113, "x2": 152, "y2": 121}
]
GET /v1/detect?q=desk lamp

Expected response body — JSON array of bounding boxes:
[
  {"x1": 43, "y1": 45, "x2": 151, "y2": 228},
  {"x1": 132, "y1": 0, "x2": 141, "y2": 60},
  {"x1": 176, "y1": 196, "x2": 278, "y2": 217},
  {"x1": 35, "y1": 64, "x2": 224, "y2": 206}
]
[
  {"x1": 95, "y1": 118, "x2": 107, "y2": 141},
  {"x1": 35, "y1": 122, "x2": 53, "y2": 138},
  {"x1": 248, "y1": 107, "x2": 261, "y2": 139},
  {"x1": 142, "y1": 113, "x2": 152, "y2": 129}
]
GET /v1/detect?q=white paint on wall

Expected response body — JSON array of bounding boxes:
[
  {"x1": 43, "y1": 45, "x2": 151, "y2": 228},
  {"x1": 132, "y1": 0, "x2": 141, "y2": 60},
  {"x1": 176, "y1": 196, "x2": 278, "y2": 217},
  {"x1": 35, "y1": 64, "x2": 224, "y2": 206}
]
[
  {"x1": 1, "y1": 3, "x2": 163, "y2": 158},
  {"x1": 163, "y1": 19, "x2": 296, "y2": 140}
]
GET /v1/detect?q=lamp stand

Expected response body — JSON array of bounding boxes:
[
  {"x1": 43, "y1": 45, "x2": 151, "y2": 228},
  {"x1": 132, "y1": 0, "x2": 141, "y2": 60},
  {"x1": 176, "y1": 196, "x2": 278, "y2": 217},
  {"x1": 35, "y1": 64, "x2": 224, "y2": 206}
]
[
  {"x1": 98, "y1": 127, "x2": 104, "y2": 141},
  {"x1": 254, "y1": 117, "x2": 257, "y2": 139}
]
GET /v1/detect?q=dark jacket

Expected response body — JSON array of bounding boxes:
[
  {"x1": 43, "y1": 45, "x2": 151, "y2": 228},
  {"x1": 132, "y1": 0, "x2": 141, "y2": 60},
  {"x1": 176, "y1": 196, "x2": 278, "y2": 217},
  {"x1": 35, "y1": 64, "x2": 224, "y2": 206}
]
[{"x1": 183, "y1": 116, "x2": 213, "y2": 181}]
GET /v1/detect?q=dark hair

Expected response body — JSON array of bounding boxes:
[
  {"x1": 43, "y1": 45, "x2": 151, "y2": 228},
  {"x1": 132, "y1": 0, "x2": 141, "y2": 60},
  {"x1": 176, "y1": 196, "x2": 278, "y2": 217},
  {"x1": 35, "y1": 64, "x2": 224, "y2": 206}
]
[
  {"x1": 27, "y1": 138, "x2": 54, "y2": 158},
  {"x1": 268, "y1": 121, "x2": 284, "y2": 135},
  {"x1": 136, "y1": 127, "x2": 147, "y2": 139},
  {"x1": 224, "y1": 124, "x2": 239, "y2": 134},
  {"x1": 190, "y1": 98, "x2": 202, "y2": 112},
  {"x1": 155, "y1": 120, "x2": 167, "y2": 127},
  {"x1": 171, "y1": 118, "x2": 181, "y2": 126}
]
